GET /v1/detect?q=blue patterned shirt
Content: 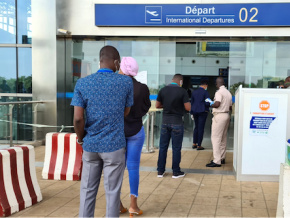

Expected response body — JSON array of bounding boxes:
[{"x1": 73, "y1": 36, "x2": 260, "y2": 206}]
[{"x1": 71, "y1": 68, "x2": 134, "y2": 153}]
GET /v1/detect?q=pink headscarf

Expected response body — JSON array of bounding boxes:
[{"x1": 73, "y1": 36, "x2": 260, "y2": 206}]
[{"x1": 120, "y1": 57, "x2": 139, "y2": 77}]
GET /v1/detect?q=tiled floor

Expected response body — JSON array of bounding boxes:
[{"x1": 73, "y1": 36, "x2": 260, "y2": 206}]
[{"x1": 11, "y1": 146, "x2": 278, "y2": 217}]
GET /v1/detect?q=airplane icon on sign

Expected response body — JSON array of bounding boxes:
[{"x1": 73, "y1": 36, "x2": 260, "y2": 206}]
[
  {"x1": 146, "y1": 10, "x2": 159, "y2": 16},
  {"x1": 145, "y1": 6, "x2": 162, "y2": 24}
]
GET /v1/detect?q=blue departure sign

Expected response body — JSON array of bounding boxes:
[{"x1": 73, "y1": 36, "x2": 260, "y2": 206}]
[{"x1": 95, "y1": 3, "x2": 290, "y2": 27}]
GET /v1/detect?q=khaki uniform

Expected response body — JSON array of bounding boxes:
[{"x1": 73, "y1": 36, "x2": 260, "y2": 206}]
[{"x1": 211, "y1": 86, "x2": 232, "y2": 164}]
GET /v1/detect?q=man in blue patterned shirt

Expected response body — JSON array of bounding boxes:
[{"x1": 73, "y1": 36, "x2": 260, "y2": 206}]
[{"x1": 71, "y1": 45, "x2": 133, "y2": 218}]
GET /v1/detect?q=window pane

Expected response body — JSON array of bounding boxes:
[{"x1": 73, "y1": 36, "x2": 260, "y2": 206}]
[
  {"x1": 17, "y1": 0, "x2": 31, "y2": 44},
  {"x1": 18, "y1": 48, "x2": 32, "y2": 93},
  {"x1": 0, "y1": 0, "x2": 16, "y2": 44},
  {"x1": 0, "y1": 48, "x2": 16, "y2": 95}
]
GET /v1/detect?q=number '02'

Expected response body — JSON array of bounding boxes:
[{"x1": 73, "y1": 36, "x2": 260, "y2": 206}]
[{"x1": 239, "y1": 7, "x2": 258, "y2": 22}]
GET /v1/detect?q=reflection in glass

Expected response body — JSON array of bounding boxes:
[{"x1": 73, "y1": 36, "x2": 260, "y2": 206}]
[
  {"x1": 18, "y1": 48, "x2": 32, "y2": 93},
  {"x1": 229, "y1": 41, "x2": 290, "y2": 94},
  {"x1": 0, "y1": 0, "x2": 16, "y2": 43},
  {"x1": 17, "y1": 0, "x2": 31, "y2": 44},
  {"x1": 0, "y1": 48, "x2": 16, "y2": 95}
]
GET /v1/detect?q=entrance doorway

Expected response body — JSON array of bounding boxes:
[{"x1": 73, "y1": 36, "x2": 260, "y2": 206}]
[
  {"x1": 182, "y1": 75, "x2": 232, "y2": 150},
  {"x1": 176, "y1": 41, "x2": 233, "y2": 149}
]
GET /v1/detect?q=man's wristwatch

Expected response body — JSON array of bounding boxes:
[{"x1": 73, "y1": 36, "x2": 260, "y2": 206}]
[{"x1": 77, "y1": 139, "x2": 83, "y2": 145}]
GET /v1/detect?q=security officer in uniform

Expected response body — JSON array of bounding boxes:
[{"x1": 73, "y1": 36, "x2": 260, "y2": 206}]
[{"x1": 206, "y1": 77, "x2": 232, "y2": 167}]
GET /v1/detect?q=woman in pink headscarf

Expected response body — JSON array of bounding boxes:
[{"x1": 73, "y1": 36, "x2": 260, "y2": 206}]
[{"x1": 119, "y1": 57, "x2": 151, "y2": 216}]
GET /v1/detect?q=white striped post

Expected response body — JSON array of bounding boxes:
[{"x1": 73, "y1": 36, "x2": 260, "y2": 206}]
[
  {"x1": 0, "y1": 145, "x2": 42, "y2": 217},
  {"x1": 42, "y1": 133, "x2": 83, "y2": 181}
]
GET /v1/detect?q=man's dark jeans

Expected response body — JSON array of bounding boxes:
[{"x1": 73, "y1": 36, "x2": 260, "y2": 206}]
[{"x1": 157, "y1": 123, "x2": 184, "y2": 173}]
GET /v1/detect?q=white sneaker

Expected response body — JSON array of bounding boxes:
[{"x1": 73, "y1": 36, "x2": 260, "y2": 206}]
[
  {"x1": 172, "y1": 171, "x2": 185, "y2": 179},
  {"x1": 157, "y1": 172, "x2": 165, "y2": 178}
]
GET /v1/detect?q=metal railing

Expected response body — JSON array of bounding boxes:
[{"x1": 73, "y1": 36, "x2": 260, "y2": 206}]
[
  {"x1": 142, "y1": 111, "x2": 156, "y2": 153},
  {"x1": 0, "y1": 100, "x2": 159, "y2": 150},
  {"x1": 0, "y1": 101, "x2": 47, "y2": 147}
]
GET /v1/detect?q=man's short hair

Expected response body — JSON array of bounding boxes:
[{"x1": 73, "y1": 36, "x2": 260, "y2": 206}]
[
  {"x1": 216, "y1": 77, "x2": 225, "y2": 85},
  {"x1": 200, "y1": 80, "x2": 208, "y2": 86},
  {"x1": 173, "y1": 74, "x2": 183, "y2": 81},
  {"x1": 99, "y1": 45, "x2": 120, "y2": 61}
]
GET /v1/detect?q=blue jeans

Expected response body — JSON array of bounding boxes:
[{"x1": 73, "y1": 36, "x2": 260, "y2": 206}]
[
  {"x1": 157, "y1": 123, "x2": 184, "y2": 173},
  {"x1": 126, "y1": 126, "x2": 145, "y2": 197},
  {"x1": 193, "y1": 112, "x2": 208, "y2": 146}
]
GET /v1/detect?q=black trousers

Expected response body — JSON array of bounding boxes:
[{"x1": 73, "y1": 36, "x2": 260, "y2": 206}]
[{"x1": 192, "y1": 112, "x2": 208, "y2": 147}]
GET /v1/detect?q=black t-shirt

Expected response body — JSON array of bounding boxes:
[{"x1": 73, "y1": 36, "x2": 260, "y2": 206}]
[
  {"x1": 157, "y1": 84, "x2": 189, "y2": 124},
  {"x1": 124, "y1": 78, "x2": 151, "y2": 137}
]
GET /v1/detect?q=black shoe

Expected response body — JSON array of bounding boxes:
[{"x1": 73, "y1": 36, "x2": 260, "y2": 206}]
[
  {"x1": 172, "y1": 171, "x2": 185, "y2": 179},
  {"x1": 197, "y1": 146, "x2": 204, "y2": 150},
  {"x1": 157, "y1": 171, "x2": 165, "y2": 178},
  {"x1": 192, "y1": 145, "x2": 197, "y2": 149},
  {"x1": 210, "y1": 159, "x2": 224, "y2": 164},
  {"x1": 206, "y1": 162, "x2": 221, "y2": 167}
]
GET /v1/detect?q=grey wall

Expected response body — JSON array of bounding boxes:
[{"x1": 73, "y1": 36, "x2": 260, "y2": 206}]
[{"x1": 32, "y1": 0, "x2": 57, "y2": 139}]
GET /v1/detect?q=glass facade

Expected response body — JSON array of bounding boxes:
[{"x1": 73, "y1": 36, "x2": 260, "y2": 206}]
[
  {"x1": 0, "y1": 0, "x2": 32, "y2": 143},
  {"x1": 17, "y1": 0, "x2": 32, "y2": 44},
  {"x1": 0, "y1": 0, "x2": 16, "y2": 44},
  {"x1": 58, "y1": 37, "x2": 290, "y2": 149},
  {"x1": 0, "y1": 47, "x2": 16, "y2": 93}
]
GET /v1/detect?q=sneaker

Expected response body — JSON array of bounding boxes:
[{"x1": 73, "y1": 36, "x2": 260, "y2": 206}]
[
  {"x1": 221, "y1": 159, "x2": 225, "y2": 164},
  {"x1": 172, "y1": 171, "x2": 185, "y2": 179},
  {"x1": 157, "y1": 172, "x2": 165, "y2": 178}
]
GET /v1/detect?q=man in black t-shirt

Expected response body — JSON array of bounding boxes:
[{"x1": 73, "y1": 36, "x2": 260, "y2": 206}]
[{"x1": 156, "y1": 74, "x2": 191, "y2": 179}]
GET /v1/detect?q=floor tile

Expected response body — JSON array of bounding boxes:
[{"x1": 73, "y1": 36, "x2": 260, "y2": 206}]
[
  {"x1": 220, "y1": 184, "x2": 241, "y2": 192},
  {"x1": 222, "y1": 175, "x2": 236, "y2": 180},
  {"x1": 65, "y1": 197, "x2": 80, "y2": 207},
  {"x1": 141, "y1": 202, "x2": 168, "y2": 212},
  {"x1": 242, "y1": 199, "x2": 267, "y2": 209},
  {"x1": 189, "y1": 205, "x2": 216, "y2": 216},
  {"x1": 216, "y1": 205, "x2": 242, "y2": 217},
  {"x1": 201, "y1": 179, "x2": 222, "y2": 185},
  {"x1": 242, "y1": 208, "x2": 269, "y2": 217},
  {"x1": 242, "y1": 192, "x2": 265, "y2": 201},
  {"x1": 196, "y1": 190, "x2": 219, "y2": 198},
  {"x1": 241, "y1": 184, "x2": 263, "y2": 193},
  {"x1": 177, "y1": 187, "x2": 199, "y2": 196},
  {"x1": 268, "y1": 209, "x2": 277, "y2": 217},
  {"x1": 219, "y1": 191, "x2": 241, "y2": 199},
  {"x1": 48, "y1": 206, "x2": 79, "y2": 217},
  {"x1": 163, "y1": 203, "x2": 191, "y2": 214},
  {"x1": 144, "y1": 194, "x2": 172, "y2": 205},
  {"x1": 93, "y1": 208, "x2": 106, "y2": 217},
  {"x1": 193, "y1": 196, "x2": 218, "y2": 206},
  {"x1": 198, "y1": 184, "x2": 221, "y2": 192},
  {"x1": 19, "y1": 204, "x2": 60, "y2": 217},
  {"x1": 160, "y1": 212, "x2": 187, "y2": 217},
  {"x1": 218, "y1": 197, "x2": 242, "y2": 208},
  {"x1": 264, "y1": 193, "x2": 278, "y2": 201},
  {"x1": 170, "y1": 193, "x2": 196, "y2": 203},
  {"x1": 141, "y1": 211, "x2": 162, "y2": 217},
  {"x1": 266, "y1": 200, "x2": 278, "y2": 210}
]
